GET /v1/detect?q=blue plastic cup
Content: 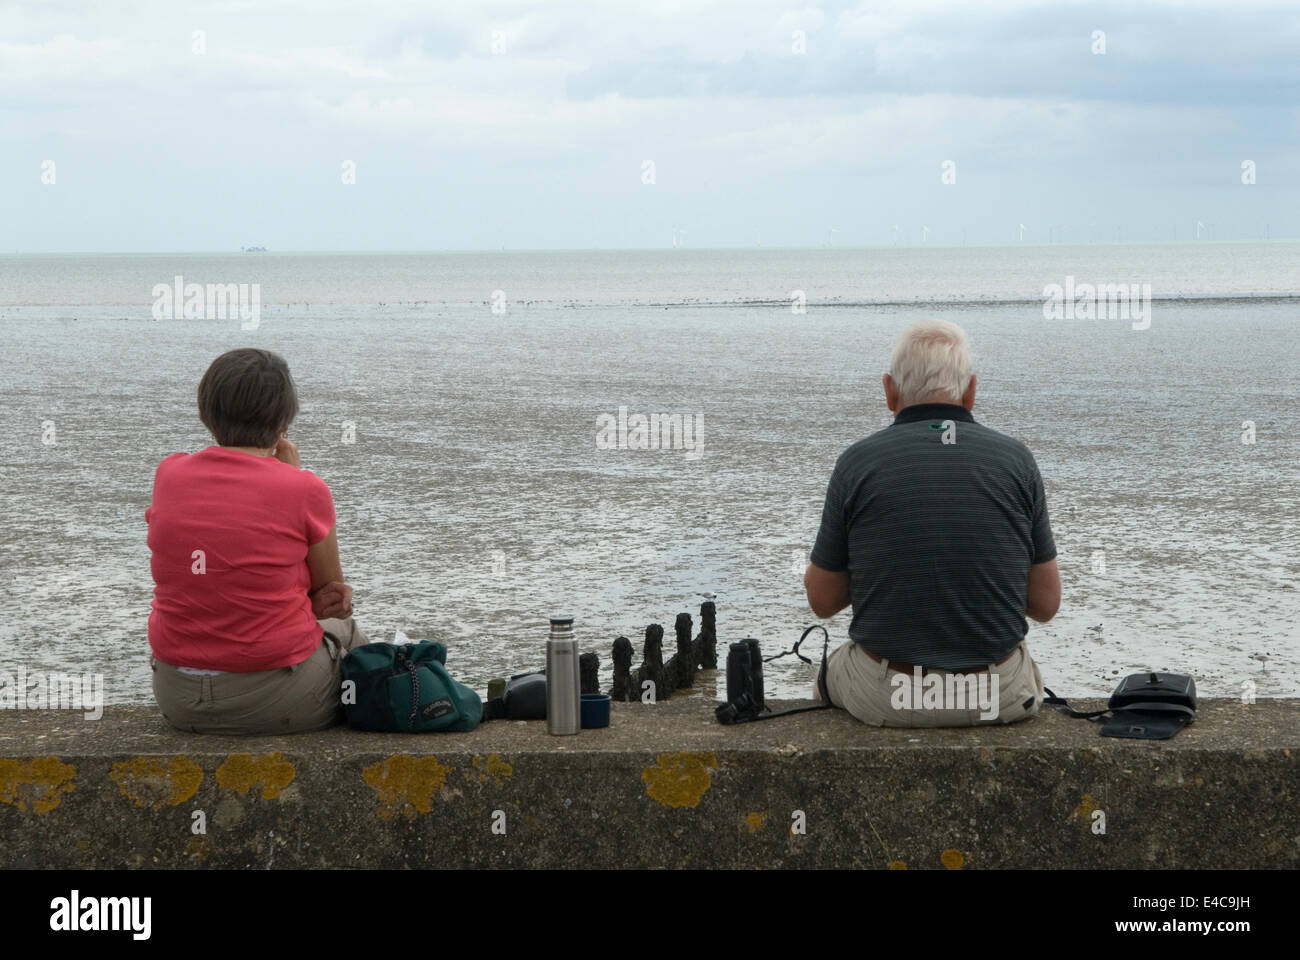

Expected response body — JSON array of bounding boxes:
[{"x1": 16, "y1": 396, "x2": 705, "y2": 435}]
[{"x1": 581, "y1": 693, "x2": 611, "y2": 728}]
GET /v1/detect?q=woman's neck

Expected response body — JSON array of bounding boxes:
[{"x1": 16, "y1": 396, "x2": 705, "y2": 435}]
[{"x1": 221, "y1": 444, "x2": 276, "y2": 458}]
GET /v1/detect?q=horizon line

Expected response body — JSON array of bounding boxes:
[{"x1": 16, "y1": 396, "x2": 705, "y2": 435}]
[{"x1": 4, "y1": 237, "x2": 1298, "y2": 257}]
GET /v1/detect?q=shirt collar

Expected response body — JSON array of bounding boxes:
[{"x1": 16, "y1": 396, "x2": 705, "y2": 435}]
[{"x1": 892, "y1": 402, "x2": 975, "y2": 425}]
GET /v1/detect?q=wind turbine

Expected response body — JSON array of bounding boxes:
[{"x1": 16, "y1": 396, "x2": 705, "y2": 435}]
[
  {"x1": 921, "y1": 225, "x2": 930, "y2": 243},
  {"x1": 827, "y1": 227, "x2": 838, "y2": 247},
  {"x1": 672, "y1": 226, "x2": 687, "y2": 248},
  {"x1": 1195, "y1": 220, "x2": 1207, "y2": 240},
  {"x1": 1018, "y1": 223, "x2": 1026, "y2": 242}
]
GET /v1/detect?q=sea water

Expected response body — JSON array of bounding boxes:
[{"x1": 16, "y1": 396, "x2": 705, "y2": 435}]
[{"x1": 1, "y1": 243, "x2": 1296, "y2": 702}]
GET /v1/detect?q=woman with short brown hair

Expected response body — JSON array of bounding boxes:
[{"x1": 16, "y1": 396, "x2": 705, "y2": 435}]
[{"x1": 146, "y1": 348, "x2": 367, "y2": 733}]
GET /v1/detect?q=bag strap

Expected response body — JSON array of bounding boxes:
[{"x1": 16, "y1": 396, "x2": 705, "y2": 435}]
[
  {"x1": 817, "y1": 636, "x2": 834, "y2": 708},
  {"x1": 1116, "y1": 701, "x2": 1196, "y2": 719},
  {"x1": 1042, "y1": 686, "x2": 1109, "y2": 720}
]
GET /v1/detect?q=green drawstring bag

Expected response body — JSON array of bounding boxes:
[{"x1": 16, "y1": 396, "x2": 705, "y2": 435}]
[{"x1": 341, "y1": 640, "x2": 482, "y2": 733}]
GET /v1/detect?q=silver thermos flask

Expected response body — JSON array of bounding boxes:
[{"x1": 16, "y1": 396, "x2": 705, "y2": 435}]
[{"x1": 546, "y1": 616, "x2": 581, "y2": 735}]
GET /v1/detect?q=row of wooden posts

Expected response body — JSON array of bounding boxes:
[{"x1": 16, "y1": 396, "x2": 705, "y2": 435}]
[{"x1": 576, "y1": 600, "x2": 719, "y2": 701}]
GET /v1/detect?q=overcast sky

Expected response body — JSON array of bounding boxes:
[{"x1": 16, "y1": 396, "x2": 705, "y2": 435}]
[{"x1": 3, "y1": 0, "x2": 1298, "y2": 252}]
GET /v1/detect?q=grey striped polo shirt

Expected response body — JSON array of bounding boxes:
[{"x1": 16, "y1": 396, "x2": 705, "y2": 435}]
[{"x1": 810, "y1": 402, "x2": 1056, "y2": 669}]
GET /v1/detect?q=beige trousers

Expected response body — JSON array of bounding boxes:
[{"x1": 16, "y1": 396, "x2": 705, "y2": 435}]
[
  {"x1": 151, "y1": 617, "x2": 370, "y2": 735},
  {"x1": 814, "y1": 639, "x2": 1044, "y2": 727}
]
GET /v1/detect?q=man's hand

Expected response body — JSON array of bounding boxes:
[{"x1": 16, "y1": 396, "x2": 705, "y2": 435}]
[
  {"x1": 310, "y1": 580, "x2": 353, "y2": 620},
  {"x1": 274, "y1": 435, "x2": 301, "y2": 468}
]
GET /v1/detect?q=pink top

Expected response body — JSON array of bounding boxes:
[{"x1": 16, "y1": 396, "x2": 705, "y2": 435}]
[{"x1": 146, "y1": 446, "x2": 336, "y2": 672}]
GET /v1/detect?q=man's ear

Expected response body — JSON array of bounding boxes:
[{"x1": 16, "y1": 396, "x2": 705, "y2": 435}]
[
  {"x1": 962, "y1": 373, "x2": 977, "y2": 411},
  {"x1": 883, "y1": 373, "x2": 899, "y2": 413}
]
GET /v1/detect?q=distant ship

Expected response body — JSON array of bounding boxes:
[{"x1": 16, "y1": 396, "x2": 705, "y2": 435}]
[{"x1": 241, "y1": 246, "x2": 267, "y2": 253}]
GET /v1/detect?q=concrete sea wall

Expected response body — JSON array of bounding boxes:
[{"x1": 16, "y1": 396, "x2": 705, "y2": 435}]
[{"x1": 1, "y1": 698, "x2": 1296, "y2": 869}]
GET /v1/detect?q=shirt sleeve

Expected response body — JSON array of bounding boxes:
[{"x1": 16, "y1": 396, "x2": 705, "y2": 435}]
[
  {"x1": 302, "y1": 470, "x2": 336, "y2": 547},
  {"x1": 809, "y1": 460, "x2": 850, "y2": 572},
  {"x1": 1028, "y1": 458, "x2": 1057, "y2": 564},
  {"x1": 145, "y1": 453, "x2": 184, "y2": 525}
]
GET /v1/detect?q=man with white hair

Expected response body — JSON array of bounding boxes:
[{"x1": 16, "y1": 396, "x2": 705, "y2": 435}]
[{"x1": 804, "y1": 319, "x2": 1060, "y2": 726}]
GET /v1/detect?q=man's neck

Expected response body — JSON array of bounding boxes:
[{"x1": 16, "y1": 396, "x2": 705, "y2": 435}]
[
  {"x1": 898, "y1": 400, "x2": 967, "y2": 411},
  {"x1": 893, "y1": 401, "x2": 975, "y2": 423}
]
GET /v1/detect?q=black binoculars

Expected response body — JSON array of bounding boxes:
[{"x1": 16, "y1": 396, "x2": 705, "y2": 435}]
[{"x1": 715, "y1": 638, "x2": 765, "y2": 724}]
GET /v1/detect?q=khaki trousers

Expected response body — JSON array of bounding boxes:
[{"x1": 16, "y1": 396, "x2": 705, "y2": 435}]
[
  {"x1": 815, "y1": 639, "x2": 1044, "y2": 727},
  {"x1": 151, "y1": 617, "x2": 369, "y2": 735}
]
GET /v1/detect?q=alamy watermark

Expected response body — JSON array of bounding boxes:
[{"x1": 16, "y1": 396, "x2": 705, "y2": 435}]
[
  {"x1": 50, "y1": 890, "x2": 150, "y2": 940},
  {"x1": 595, "y1": 406, "x2": 704, "y2": 460},
  {"x1": 1042, "y1": 276, "x2": 1151, "y2": 330},
  {"x1": 0, "y1": 667, "x2": 104, "y2": 719},
  {"x1": 151, "y1": 275, "x2": 260, "y2": 330},
  {"x1": 890, "y1": 666, "x2": 1000, "y2": 721}
]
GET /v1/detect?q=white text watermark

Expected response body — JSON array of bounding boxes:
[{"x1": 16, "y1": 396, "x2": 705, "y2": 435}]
[
  {"x1": 595, "y1": 406, "x2": 704, "y2": 460},
  {"x1": 0, "y1": 667, "x2": 104, "y2": 720},
  {"x1": 1042, "y1": 276, "x2": 1151, "y2": 330},
  {"x1": 151, "y1": 275, "x2": 260, "y2": 330}
]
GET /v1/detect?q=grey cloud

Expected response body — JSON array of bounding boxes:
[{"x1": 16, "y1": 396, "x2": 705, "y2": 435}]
[{"x1": 564, "y1": 4, "x2": 1300, "y2": 106}]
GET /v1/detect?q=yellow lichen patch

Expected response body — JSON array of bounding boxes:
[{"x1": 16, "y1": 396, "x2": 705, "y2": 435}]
[
  {"x1": 742, "y1": 812, "x2": 767, "y2": 834},
  {"x1": 215, "y1": 752, "x2": 295, "y2": 800},
  {"x1": 363, "y1": 755, "x2": 450, "y2": 820},
  {"x1": 1068, "y1": 794, "x2": 1100, "y2": 823},
  {"x1": 641, "y1": 752, "x2": 717, "y2": 808},
  {"x1": 888, "y1": 860, "x2": 908, "y2": 870},
  {"x1": 940, "y1": 848, "x2": 965, "y2": 870},
  {"x1": 184, "y1": 836, "x2": 212, "y2": 862},
  {"x1": 470, "y1": 753, "x2": 514, "y2": 785},
  {"x1": 109, "y1": 756, "x2": 203, "y2": 810},
  {"x1": 0, "y1": 757, "x2": 76, "y2": 814}
]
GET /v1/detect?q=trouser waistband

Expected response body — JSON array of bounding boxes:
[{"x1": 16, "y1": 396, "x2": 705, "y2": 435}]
[{"x1": 862, "y1": 647, "x2": 1018, "y2": 674}]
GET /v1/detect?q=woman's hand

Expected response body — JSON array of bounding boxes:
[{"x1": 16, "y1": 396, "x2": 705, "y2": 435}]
[
  {"x1": 274, "y1": 434, "x2": 301, "y2": 468},
  {"x1": 310, "y1": 580, "x2": 353, "y2": 620}
]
